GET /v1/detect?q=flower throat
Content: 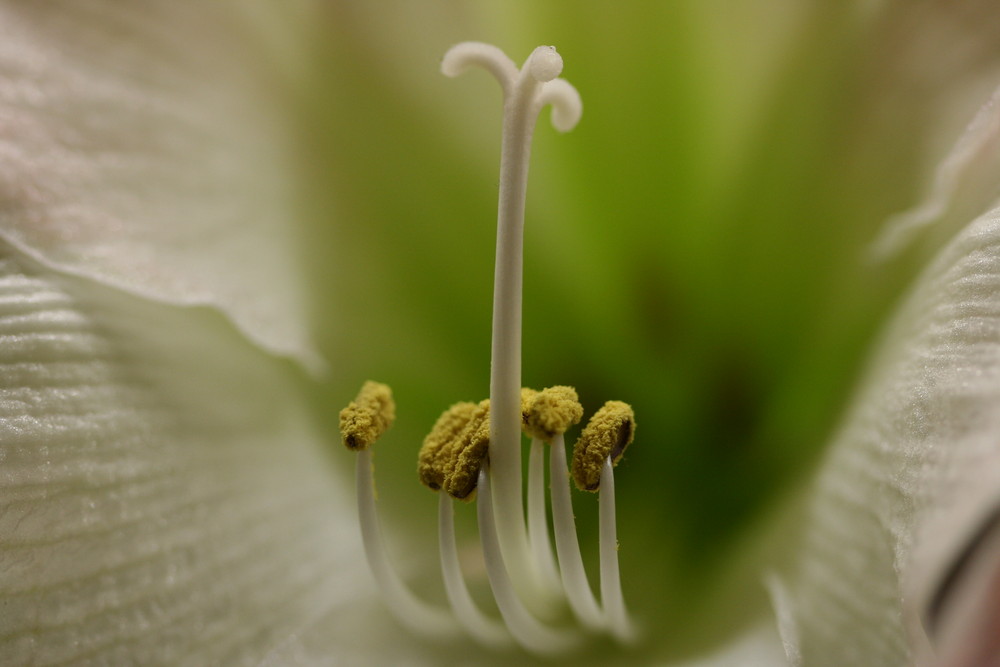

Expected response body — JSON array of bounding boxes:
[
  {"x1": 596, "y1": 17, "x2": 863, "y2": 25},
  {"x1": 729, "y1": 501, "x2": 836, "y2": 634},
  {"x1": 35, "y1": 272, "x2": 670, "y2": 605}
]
[{"x1": 339, "y1": 43, "x2": 638, "y2": 656}]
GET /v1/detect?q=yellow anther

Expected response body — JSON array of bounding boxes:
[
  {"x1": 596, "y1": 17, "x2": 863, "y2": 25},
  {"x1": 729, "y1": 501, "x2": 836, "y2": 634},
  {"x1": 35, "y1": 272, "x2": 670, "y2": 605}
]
[
  {"x1": 418, "y1": 401, "x2": 478, "y2": 490},
  {"x1": 523, "y1": 385, "x2": 584, "y2": 442},
  {"x1": 519, "y1": 387, "x2": 539, "y2": 429},
  {"x1": 444, "y1": 399, "x2": 491, "y2": 501},
  {"x1": 571, "y1": 401, "x2": 635, "y2": 492},
  {"x1": 340, "y1": 381, "x2": 396, "y2": 451}
]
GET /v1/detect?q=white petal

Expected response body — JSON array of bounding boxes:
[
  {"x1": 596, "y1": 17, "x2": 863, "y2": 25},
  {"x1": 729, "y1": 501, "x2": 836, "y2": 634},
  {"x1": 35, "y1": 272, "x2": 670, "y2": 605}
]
[
  {"x1": 0, "y1": 248, "x2": 362, "y2": 664},
  {"x1": 775, "y1": 205, "x2": 1000, "y2": 663},
  {"x1": 0, "y1": 2, "x2": 321, "y2": 371},
  {"x1": 871, "y1": 83, "x2": 1000, "y2": 261},
  {"x1": 662, "y1": 623, "x2": 790, "y2": 667},
  {"x1": 0, "y1": 249, "x2": 540, "y2": 666}
]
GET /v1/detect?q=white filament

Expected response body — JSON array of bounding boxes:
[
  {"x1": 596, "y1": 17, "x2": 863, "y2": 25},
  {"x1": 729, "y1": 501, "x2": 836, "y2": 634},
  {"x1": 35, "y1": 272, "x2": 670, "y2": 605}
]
[
  {"x1": 549, "y1": 433, "x2": 605, "y2": 630},
  {"x1": 599, "y1": 457, "x2": 636, "y2": 643},
  {"x1": 477, "y1": 464, "x2": 581, "y2": 655},
  {"x1": 527, "y1": 437, "x2": 563, "y2": 595},
  {"x1": 437, "y1": 493, "x2": 511, "y2": 648},
  {"x1": 355, "y1": 449, "x2": 458, "y2": 639}
]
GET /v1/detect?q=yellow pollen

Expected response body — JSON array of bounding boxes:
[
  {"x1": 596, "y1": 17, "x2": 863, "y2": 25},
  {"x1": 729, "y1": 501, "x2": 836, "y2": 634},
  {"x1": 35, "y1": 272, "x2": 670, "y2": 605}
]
[
  {"x1": 340, "y1": 381, "x2": 396, "y2": 451},
  {"x1": 523, "y1": 385, "x2": 584, "y2": 442},
  {"x1": 443, "y1": 399, "x2": 491, "y2": 501},
  {"x1": 519, "y1": 387, "x2": 539, "y2": 430},
  {"x1": 571, "y1": 401, "x2": 636, "y2": 492},
  {"x1": 418, "y1": 401, "x2": 478, "y2": 490}
]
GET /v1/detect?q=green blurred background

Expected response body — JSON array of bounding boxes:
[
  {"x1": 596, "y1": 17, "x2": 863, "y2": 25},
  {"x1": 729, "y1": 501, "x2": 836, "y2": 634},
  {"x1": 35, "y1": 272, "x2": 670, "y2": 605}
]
[{"x1": 287, "y1": 0, "x2": 1000, "y2": 656}]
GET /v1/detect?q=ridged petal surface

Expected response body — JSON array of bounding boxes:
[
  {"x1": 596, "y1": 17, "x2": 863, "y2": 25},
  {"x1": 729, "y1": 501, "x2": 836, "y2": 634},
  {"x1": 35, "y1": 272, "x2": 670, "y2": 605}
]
[
  {"x1": 775, "y1": 207, "x2": 1000, "y2": 665},
  {"x1": 0, "y1": 250, "x2": 362, "y2": 666},
  {"x1": 0, "y1": 1, "x2": 318, "y2": 369}
]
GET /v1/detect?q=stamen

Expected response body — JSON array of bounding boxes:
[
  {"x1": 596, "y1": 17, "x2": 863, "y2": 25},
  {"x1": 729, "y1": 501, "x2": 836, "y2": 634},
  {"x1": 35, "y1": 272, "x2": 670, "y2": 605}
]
[
  {"x1": 418, "y1": 401, "x2": 478, "y2": 491},
  {"x1": 339, "y1": 380, "x2": 395, "y2": 451},
  {"x1": 477, "y1": 463, "x2": 581, "y2": 655},
  {"x1": 443, "y1": 399, "x2": 491, "y2": 501},
  {"x1": 523, "y1": 385, "x2": 585, "y2": 442},
  {"x1": 523, "y1": 386, "x2": 586, "y2": 596},
  {"x1": 571, "y1": 401, "x2": 636, "y2": 492},
  {"x1": 572, "y1": 402, "x2": 637, "y2": 641},
  {"x1": 341, "y1": 382, "x2": 459, "y2": 640},
  {"x1": 442, "y1": 40, "x2": 582, "y2": 603},
  {"x1": 519, "y1": 386, "x2": 539, "y2": 424},
  {"x1": 417, "y1": 400, "x2": 510, "y2": 646}
]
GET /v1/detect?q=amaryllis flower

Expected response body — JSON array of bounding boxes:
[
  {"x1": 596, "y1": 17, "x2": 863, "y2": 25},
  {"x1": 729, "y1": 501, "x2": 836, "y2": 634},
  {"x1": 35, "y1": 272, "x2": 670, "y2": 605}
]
[{"x1": 2, "y1": 2, "x2": 1000, "y2": 666}]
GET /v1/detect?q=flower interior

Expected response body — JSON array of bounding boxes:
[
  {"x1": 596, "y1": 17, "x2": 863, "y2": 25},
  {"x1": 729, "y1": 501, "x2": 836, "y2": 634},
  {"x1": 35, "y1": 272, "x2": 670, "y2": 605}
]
[{"x1": 338, "y1": 42, "x2": 637, "y2": 656}]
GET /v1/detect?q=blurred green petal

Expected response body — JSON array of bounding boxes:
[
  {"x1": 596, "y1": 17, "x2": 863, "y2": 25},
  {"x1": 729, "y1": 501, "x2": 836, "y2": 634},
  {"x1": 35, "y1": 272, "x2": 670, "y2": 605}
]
[{"x1": 873, "y1": 82, "x2": 1000, "y2": 260}]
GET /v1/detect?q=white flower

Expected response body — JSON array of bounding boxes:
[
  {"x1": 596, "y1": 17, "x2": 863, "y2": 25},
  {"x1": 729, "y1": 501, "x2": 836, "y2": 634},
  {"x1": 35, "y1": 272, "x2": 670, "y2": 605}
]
[{"x1": 2, "y1": 2, "x2": 1000, "y2": 666}]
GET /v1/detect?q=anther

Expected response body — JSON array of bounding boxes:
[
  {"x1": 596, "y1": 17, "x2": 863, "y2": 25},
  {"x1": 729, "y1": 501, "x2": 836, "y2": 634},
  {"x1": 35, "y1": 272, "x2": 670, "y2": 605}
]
[
  {"x1": 523, "y1": 385, "x2": 584, "y2": 442},
  {"x1": 418, "y1": 401, "x2": 477, "y2": 491},
  {"x1": 443, "y1": 399, "x2": 491, "y2": 501},
  {"x1": 572, "y1": 401, "x2": 636, "y2": 492},
  {"x1": 340, "y1": 380, "x2": 395, "y2": 451},
  {"x1": 519, "y1": 387, "x2": 538, "y2": 427}
]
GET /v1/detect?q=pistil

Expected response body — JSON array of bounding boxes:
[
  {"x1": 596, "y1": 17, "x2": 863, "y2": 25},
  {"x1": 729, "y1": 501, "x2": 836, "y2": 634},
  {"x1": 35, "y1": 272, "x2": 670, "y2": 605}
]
[
  {"x1": 340, "y1": 42, "x2": 640, "y2": 655},
  {"x1": 443, "y1": 43, "x2": 581, "y2": 597}
]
